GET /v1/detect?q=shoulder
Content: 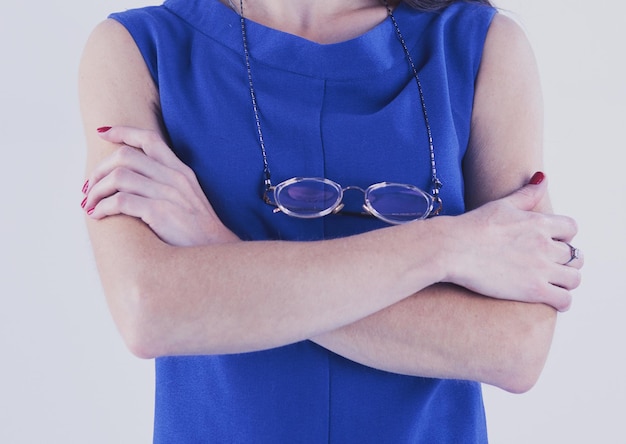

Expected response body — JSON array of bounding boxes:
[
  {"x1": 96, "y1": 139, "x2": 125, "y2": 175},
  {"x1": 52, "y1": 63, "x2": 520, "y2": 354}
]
[
  {"x1": 87, "y1": 4, "x2": 169, "y2": 47},
  {"x1": 80, "y1": 19, "x2": 152, "y2": 87},
  {"x1": 82, "y1": 18, "x2": 138, "y2": 58},
  {"x1": 79, "y1": 18, "x2": 160, "y2": 130},
  {"x1": 484, "y1": 13, "x2": 534, "y2": 69},
  {"x1": 478, "y1": 12, "x2": 540, "y2": 99},
  {"x1": 82, "y1": 11, "x2": 164, "y2": 84}
]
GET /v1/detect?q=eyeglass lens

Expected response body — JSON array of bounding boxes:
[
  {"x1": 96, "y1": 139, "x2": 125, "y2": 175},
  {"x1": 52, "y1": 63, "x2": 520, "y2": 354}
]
[
  {"x1": 275, "y1": 179, "x2": 342, "y2": 217},
  {"x1": 366, "y1": 184, "x2": 432, "y2": 223}
]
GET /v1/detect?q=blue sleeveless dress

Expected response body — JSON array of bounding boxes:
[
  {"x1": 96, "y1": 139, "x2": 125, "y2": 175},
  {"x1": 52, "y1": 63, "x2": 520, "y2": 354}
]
[{"x1": 110, "y1": 1, "x2": 496, "y2": 442}]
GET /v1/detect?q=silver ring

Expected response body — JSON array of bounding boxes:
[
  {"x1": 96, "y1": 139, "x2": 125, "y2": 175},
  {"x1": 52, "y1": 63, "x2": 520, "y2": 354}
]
[{"x1": 564, "y1": 242, "x2": 580, "y2": 265}]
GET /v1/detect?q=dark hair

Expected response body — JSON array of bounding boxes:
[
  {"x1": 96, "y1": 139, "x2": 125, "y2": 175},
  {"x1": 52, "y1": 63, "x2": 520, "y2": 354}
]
[{"x1": 403, "y1": 0, "x2": 493, "y2": 11}]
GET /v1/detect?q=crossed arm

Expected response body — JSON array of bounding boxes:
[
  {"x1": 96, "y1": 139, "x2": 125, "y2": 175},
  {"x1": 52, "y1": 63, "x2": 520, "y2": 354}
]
[{"x1": 79, "y1": 14, "x2": 582, "y2": 394}]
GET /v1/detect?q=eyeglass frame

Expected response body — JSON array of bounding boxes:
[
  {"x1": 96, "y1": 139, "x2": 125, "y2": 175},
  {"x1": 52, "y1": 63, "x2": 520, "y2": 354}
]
[{"x1": 262, "y1": 177, "x2": 441, "y2": 224}]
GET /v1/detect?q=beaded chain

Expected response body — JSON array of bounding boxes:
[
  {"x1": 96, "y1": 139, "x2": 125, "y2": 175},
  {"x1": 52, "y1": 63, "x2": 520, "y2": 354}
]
[{"x1": 230, "y1": 0, "x2": 443, "y2": 213}]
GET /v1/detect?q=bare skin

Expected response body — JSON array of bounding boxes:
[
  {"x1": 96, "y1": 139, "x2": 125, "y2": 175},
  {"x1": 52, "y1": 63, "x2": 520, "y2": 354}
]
[
  {"x1": 224, "y1": 0, "x2": 402, "y2": 44},
  {"x1": 79, "y1": 1, "x2": 583, "y2": 394}
]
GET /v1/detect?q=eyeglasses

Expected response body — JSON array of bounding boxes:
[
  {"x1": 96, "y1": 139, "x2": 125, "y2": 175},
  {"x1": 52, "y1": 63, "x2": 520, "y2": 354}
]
[
  {"x1": 263, "y1": 178, "x2": 439, "y2": 225},
  {"x1": 235, "y1": 0, "x2": 443, "y2": 225}
]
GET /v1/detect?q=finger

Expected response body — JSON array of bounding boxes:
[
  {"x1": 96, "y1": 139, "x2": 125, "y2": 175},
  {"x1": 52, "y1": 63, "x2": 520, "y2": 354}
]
[
  {"x1": 548, "y1": 264, "x2": 582, "y2": 293},
  {"x1": 86, "y1": 191, "x2": 163, "y2": 225},
  {"x1": 88, "y1": 144, "x2": 183, "y2": 193},
  {"x1": 84, "y1": 166, "x2": 180, "y2": 213},
  {"x1": 86, "y1": 192, "x2": 217, "y2": 247},
  {"x1": 547, "y1": 286, "x2": 573, "y2": 312},
  {"x1": 95, "y1": 126, "x2": 201, "y2": 194},
  {"x1": 552, "y1": 215, "x2": 579, "y2": 245},
  {"x1": 530, "y1": 213, "x2": 578, "y2": 249},
  {"x1": 560, "y1": 242, "x2": 584, "y2": 269},
  {"x1": 528, "y1": 280, "x2": 573, "y2": 312},
  {"x1": 97, "y1": 126, "x2": 184, "y2": 172},
  {"x1": 88, "y1": 145, "x2": 150, "y2": 189},
  {"x1": 570, "y1": 248, "x2": 584, "y2": 269}
]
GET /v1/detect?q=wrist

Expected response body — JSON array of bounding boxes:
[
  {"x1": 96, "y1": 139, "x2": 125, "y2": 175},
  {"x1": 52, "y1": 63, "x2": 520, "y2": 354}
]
[{"x1": 426, "y1": 215, "x2": 462, "y2": 285}]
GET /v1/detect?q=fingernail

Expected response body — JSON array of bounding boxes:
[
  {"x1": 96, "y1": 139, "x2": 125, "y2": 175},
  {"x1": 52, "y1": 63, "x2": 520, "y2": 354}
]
[
  {"x1": 81, "y1": 197, "x2": 87, "y2": 209},
  {"x1": 82, "y1": 180, "x2": 89, "y2": 194},
  {"x1": 97, "y1": 126, "x2": 112, "y2": 133},
  {"x1": 87, "y1": 207, "x2": 95, "y2": 215},
  {"x1": 529, "y1": 171, "x2": 545, "y2": 185}
]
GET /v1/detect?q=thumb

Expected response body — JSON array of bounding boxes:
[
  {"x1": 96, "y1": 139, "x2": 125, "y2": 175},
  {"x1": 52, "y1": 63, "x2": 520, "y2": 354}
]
[{"x1": 505, "y1": 171, "x2": 548, "y2": 211}]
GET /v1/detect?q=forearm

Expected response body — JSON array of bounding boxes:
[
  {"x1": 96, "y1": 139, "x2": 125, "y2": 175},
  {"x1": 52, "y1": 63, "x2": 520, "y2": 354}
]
[
  {"x1": 89, "y1": 214, "x2": 446, "y2": 359},
  {"x1": 312, "y1": 283, "x2": 557, "y2": 393}
]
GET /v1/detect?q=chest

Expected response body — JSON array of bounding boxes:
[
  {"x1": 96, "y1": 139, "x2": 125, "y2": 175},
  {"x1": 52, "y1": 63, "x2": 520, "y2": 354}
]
[{"x1": 158, "y1": 37, "x2": 467, "y2": 239}]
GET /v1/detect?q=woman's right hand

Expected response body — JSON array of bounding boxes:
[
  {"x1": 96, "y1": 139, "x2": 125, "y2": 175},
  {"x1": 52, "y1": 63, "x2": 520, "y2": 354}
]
[
  {"x1": 440, "y1": 173, "x2": 583, "y2": 312},
  {"x1": 82, "y1": 126, "x2": 239, "y2": 247}
]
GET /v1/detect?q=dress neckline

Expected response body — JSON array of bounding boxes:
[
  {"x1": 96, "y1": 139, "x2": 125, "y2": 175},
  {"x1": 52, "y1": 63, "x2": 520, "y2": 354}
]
[{"x1": 163, "y1": 0, "x2": 429, "y2": 79}]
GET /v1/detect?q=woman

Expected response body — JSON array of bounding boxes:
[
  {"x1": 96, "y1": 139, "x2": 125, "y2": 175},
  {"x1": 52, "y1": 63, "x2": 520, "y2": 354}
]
[{"x1": 79, "y1": 0, "x2": 583, "y2": 441}]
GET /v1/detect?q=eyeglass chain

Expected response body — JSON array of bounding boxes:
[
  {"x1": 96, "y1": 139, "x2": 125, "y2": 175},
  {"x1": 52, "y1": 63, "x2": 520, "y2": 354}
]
[{"x1": 231, "y1": 0, "x2": 443, "y2": 212}]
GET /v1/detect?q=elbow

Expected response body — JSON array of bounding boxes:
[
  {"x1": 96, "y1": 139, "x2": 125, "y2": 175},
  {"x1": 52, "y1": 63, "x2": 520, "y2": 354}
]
[
  {"x1": 107, "y1": 276, "x2": 166, "y2": 360},
  {"x1": 497, "y1": 365, "x2": 541, "y2": 395},
  {"x1": 122, "y1": 318, "x2": 161, "y2": 360},
  {"x1": 491, "y1": 304, "x2": 557, "y2": 394},
  {"x1": 493, "y1": 350, "x2": 545, "y2": 395},
  {"x1": 125, "y1": 336, "x2": 159, "y2": 360},
  {"x1": 497, "y1": 342, "x2": 548, "y2": 394}
]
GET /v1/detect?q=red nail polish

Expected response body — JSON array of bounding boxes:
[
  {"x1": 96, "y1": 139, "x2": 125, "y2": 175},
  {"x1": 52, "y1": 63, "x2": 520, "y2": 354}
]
[
  {"x1": 529, "y1": 171, "x2": 545, "y2": 185},
  {"x1": 87, "y1": 207, "x2": 95, "y2": 215},
  {"x1": 81, "y1": 197, "x2": 87, "y2": 209},
  {"x1": 97, "y1": 126, "x2": 112, "y2": 133},
  {"x1": 82, "y1": 180, "x2": 89, "y2": 194}
]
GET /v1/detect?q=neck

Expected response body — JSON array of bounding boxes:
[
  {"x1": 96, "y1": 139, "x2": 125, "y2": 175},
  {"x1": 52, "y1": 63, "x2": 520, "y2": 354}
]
[{"x1": 226, "y1": 0, "x2": 400, "y2": 44}]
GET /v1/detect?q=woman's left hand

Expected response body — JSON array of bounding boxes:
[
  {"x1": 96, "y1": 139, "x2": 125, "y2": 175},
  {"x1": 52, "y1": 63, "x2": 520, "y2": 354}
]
[{"x1": 81, "y1": 126, "x2": 238, "y2": 247}]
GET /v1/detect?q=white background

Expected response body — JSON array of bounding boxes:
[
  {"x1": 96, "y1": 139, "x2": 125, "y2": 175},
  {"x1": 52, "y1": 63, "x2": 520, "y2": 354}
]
[{"x1": 0, "y1": 1, "x2": 623, "y2": 442}]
